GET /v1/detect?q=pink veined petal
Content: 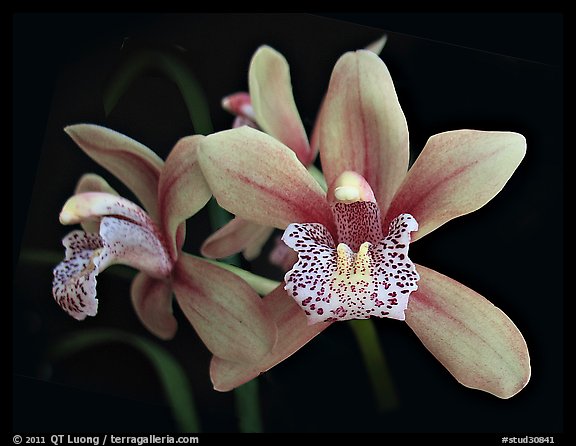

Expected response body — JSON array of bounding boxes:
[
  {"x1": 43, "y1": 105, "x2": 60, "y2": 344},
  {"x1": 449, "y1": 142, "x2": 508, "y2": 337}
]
[
  {"x1": 308, "y1": 36, "x2": 388, "y2": 166},
  {"x1": 131, "y1": 272, "x2": 177, "y2": 340},
  {"x1": 98, "y1": 216, "x2": 172, "y2": 279},
  {"x1": 198, "y1": 126, "x2": 334, "y2": 233},
  {"x1": 172, "y1": 253, "x2": 277, "y2": 363},
  {"x1": 158, "y1": 135, "x2": 212, "y2": 259},
  {"x1": 243, "y1": 225, "x2": 275, "y2": 260},
  {"x1": 74, "y1": 174, "x2": 119, "y2": 233},
  {"x1": 385, "y1": 130, "x2": 527, "y2": 241},
  {"x1": 318, "y1": 50, "x2": 409, "y2": 218},
  {"x1": 201, "y1": 217, "x2": 274, "y2": 261},
  {"x1": 210, "y1": 285, "x2": 332, "y2": 392},
  {"x1": 249, "y1": 46, "x2": 312, "y2": 165},
  {"x1": 64, "y1": 124, "x2": 163, "y2": 221},
  {"x1": 283, "y1": 214, "x2": 418, "y2": 324},
  {"x1": 405, "y1": 264, "x2": 531, "y2": 399}
]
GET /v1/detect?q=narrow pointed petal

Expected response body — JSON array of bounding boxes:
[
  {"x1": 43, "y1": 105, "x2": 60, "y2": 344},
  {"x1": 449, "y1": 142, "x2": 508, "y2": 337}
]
[
  {"x1": 405, "y1": 264, "x2": 530, "y2": 399},
  {"x1": 75, "y1": 173, "x2": 119, "y2": 196},
  {"x1": 365, "y1": 35, "x2": 388, "y2": 55},
  {"x1": 158, "y1": 135, "x2": 212, "y2": 257},
  {"x1": 249, "y1": 46, "x2": 312, "y2": 165},
  {"x1": 74, "y1": 174, "x2": 119, "y2": 233},
  {"x1": 131, "y1": 272, "x2": 177, "y2": 340},
  {"x1": 385, "y1": 130, "x2": 527, "y2": 241},
  {"x1": 198, "y1": 127, "x2": 334, "y2": 232},
  {"x1": 201, "y1": 217, "x2": 274, "y2": 260},
  {"x1": 318, "y1": 50, "x2": 409, "y2": 216},
  {"x1": 64, "y1": 124, "x2": 163, "y2": 220},
  {"x1": 172, "y1": 254, "x2": 276, "y2": 363},
  {"x1": 210, "y1": 285, "x2": 331, "y2": 392}
]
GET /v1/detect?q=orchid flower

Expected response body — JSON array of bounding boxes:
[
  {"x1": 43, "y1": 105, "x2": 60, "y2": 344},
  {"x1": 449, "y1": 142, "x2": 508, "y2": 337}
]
[
  {"x1": 198, "y1": 49, "x2": 531, "y2": 399},
  {"x1": 202, "y1": 37, "x2": 387, "y2": 263},
  {"x1": 52, "y1": 124, "x2": 275, "y2": 364}
]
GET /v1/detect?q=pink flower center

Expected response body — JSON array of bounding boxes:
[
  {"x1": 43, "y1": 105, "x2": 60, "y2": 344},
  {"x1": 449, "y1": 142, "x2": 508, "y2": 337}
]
[{"x1": 282, "y1": 171, "x2": 419, "y2": 324}]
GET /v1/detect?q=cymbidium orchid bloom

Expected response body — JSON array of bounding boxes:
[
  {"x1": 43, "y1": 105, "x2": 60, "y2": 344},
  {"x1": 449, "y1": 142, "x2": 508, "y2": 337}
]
[
  {"x1": 203, "y1": 38, "x2": 386, "y2": 263},
  {"x1": 52, "y1": 124, "x2": 275, "y2": 364},
  {"x1": 198, "y1": 49, "x2": 531, "y2": 398}
]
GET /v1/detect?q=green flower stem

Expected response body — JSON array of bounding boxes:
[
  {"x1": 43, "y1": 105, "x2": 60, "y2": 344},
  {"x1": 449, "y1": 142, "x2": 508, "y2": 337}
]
[
  {"x1": 349, "y1": 319, "x2": 398, "y2": 411},
  {"x1": 104, "y1": 49, "x2": 213, "y2": 136},
  {"x1": 233, "y1": 379, "x2": 264, "y2": 433},
  {"x1": 47, "y1": 328, "x2": 201, "y2": 432}
]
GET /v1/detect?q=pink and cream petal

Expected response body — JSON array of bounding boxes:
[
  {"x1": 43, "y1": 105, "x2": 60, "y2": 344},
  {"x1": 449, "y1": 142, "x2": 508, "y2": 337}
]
[
  {"x1": 74, "y1": 174, "x2": 119, "y2": 233},
  {"x1": 318, "y1": 50, "x2": 409, "y2": 216},
  {"x1": 172, "y1": 254, "x2": 276, "y2": 363},
  {"x1": 64, "y1": 124, "x2": 163, "y2": 220},
  {"x1": 158, "y1": 135, "x2": 212, "y2": 258},
  {"x1": 131, "y1": 272, "x2": 177, "y2": 340},
  {"x1": 98, "y1": 216, "x2": 172, "y2": 279},
  {"x1": 248, "y1": 46, "x2": 312, "y2": 165},
  {"x1": 201, "y1": 217, "x2": 273, "y2": 260},
  {"x1": 198, "y1": 127, "x2": 334, "y2": 233},
  {"x1": 75, "y1": 173, "x2": 119, "y2": 196},
  {"x1": 242, "y1": 225, "x2": 275, "y2": 260},
  {"x1": 385, "y1": 130, "x2": 527, "y2": 241},
  {"x1": 405, "y1": 264, "x2": 531, "y2": 399},
  {"x1": 59, "y1": 192, "x2": 155, "y2": 230},
  {"x1": 210, "y1": 285, "x2": 332, "y2": 392}
]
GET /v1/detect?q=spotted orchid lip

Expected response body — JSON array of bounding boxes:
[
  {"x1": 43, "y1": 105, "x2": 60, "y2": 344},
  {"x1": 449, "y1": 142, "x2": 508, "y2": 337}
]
[{"x1": 282, "y1": 212, "x2": 419, "y2": 324}]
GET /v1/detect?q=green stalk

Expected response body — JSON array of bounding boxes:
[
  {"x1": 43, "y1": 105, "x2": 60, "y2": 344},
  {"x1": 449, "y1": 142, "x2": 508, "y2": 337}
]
[
  {"x1": 47, "y1": 328, "x2": 201, "y2": 432},
  {"x1": 233, "y1": 379, "x2": 264, "y2": 433},
  {"x1": 349, "y1": 319, "x2": 398, "y2": 411}
]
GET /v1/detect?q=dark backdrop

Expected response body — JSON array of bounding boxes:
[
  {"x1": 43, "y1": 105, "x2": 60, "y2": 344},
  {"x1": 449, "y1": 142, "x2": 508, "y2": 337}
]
[{"x1": 12, "y1": 13, "x2": 564, "y2": 433}]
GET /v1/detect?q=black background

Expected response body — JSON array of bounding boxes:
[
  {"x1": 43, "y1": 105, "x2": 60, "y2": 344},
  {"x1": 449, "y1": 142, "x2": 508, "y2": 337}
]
[{"x1": 12, "y1": 13, "x2": 564, "y2": 433}]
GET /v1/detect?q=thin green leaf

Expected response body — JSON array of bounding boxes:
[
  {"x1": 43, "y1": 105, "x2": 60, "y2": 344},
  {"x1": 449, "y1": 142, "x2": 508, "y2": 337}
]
[
  {"x1": 104, "y1": 49, "x2": 213, "y2": 135},
  {"x1": 47, "y1": 328, "x2": 201, "y2": 432},
  {"x1": 234, "y1": 379, "x2": 263, "y2": 433}
]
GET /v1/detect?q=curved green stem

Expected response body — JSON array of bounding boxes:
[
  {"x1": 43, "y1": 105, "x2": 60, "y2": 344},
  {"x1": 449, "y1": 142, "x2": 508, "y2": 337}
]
[
  {"x1": 47, "y1": 328, "x2": 201, "y2": 432},
  {"x1": 349, "y1": 319, "x2": 398, "y2": 411}
]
